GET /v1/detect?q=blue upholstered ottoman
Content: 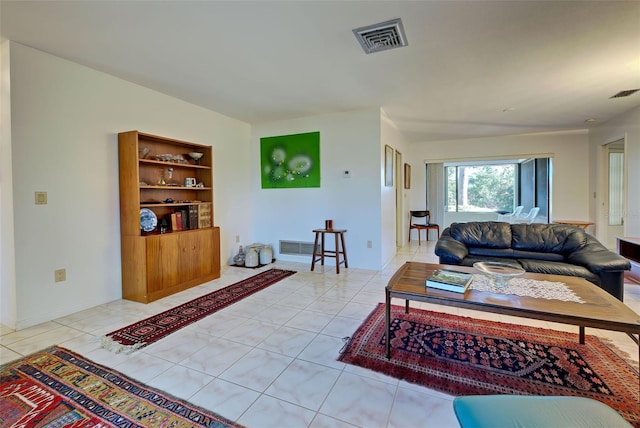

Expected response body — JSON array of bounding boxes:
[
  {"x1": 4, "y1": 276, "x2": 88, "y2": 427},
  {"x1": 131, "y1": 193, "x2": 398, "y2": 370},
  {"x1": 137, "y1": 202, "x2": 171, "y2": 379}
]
[{"x1": 453, "y1": 395, "x2": 632, "y2": 428}]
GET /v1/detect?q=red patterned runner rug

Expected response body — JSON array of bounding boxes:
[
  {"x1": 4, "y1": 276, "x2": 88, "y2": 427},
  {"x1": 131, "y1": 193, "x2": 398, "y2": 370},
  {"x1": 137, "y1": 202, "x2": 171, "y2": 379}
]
[
  {"x1": 339, "y1": 303, "x2": 640, "y2": 427},
  {"x1": 102, "y1": 268, "x2": 295, "y2": 353},
  {"x1": 0, "y1": 346, "x2": 243, "y2": 427}
]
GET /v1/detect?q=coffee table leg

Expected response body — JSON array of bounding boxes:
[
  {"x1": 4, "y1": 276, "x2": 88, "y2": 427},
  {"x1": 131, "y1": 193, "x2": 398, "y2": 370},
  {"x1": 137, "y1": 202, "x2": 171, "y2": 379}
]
[
  {"x1": 386, "y1": 289, "x2": 391, "y2": 359},
  {"x1": 579, "y1": 326, "x2": 585, "y2": 345}
]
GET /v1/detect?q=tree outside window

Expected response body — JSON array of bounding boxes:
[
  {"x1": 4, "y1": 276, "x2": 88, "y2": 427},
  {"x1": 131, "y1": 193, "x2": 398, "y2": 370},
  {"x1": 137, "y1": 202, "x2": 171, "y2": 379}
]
[{"x1": 446, "y1": 164, "x2": 516, "y2": 212}]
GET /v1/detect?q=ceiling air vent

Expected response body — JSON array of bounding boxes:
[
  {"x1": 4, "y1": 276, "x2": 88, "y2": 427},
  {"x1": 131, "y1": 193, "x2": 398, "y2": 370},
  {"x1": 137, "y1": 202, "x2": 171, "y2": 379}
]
[
  {"x1": 353, "y1": 18, "x2": 408, "y2": 54},
  {"x1": 610, "y1": 89, "x2": 639, "y2": 99}
]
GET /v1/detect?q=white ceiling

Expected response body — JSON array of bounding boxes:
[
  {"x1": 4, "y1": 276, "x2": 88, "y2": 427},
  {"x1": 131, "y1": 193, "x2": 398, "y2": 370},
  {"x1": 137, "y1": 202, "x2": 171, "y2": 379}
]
[{"x1": 2, "y1": 1, "x2": 639, "y2": 143}]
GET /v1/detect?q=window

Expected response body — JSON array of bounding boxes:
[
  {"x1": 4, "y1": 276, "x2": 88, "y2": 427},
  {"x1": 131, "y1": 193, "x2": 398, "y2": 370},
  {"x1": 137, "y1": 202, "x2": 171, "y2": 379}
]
[
  {"x1": 446, "y1": 164, "x2": 517, "y2": 212},
  {"x1": 609, "y1": 150, "x2": 624, "y2": 226}
]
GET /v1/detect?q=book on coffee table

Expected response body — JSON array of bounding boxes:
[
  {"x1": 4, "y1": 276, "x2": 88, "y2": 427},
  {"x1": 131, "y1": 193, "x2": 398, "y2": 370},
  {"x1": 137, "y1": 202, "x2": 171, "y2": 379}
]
[{"x1": 426, "y1": 269, "x2": 473, "y2": 293}]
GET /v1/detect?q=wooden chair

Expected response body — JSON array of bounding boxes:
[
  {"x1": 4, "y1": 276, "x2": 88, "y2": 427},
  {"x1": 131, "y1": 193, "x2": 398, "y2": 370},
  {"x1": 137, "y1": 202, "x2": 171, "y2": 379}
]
[{"x1": 409, "y1": 210, "x2": 440, "y2": 245}]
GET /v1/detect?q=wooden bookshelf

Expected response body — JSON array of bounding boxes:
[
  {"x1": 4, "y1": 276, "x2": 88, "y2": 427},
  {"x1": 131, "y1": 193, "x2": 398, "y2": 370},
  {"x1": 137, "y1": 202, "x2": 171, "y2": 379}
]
[{"x1": 118, "y1": 130, "x2": 220, "y2": 303}]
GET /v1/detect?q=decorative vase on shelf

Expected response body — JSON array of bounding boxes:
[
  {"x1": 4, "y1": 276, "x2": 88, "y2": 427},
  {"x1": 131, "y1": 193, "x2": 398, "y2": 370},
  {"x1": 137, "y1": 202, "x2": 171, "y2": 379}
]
[
  {"x1": 233, "y1": 245, "x2": 246, "y2": 266},
  {"x1": 245, "y1": 247, "x2": 259, "y2": 267}
]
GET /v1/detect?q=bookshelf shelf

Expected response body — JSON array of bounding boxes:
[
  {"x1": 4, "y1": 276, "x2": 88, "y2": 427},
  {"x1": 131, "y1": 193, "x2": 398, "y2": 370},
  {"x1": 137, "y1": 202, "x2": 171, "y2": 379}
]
[{"x1": 118, "y1": 130, "x2": 221, "y2": 303}]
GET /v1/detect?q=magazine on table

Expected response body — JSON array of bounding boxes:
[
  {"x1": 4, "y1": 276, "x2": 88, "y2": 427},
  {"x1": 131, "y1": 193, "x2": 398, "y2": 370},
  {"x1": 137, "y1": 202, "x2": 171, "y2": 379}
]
[{"x1": 426, "y1": 269, "x2": 473, "y2": 293}]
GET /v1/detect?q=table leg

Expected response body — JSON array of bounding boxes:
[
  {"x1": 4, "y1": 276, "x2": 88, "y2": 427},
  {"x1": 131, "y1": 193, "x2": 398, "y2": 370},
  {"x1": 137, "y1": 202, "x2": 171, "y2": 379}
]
[
  {"x1": 579, "y1": 326, "x2": 585, "y2": 345},
  {"x1": 386, "y1": 289, "x2": 391, "y2": 359},
  {"x1": 310, "y1": 231, "x2": 320, "y2": 271},
  {"x1": 320, "y1": 232, "x2": 325, "y2": 266},
  {"x1": 335, "y1": 232, "x2": 340, "y2": 274},
  {"x1": 405, "y1": 299, "x2": 409, "y2": 314},
  {"x1": 340, "y1": 231, "x2": 348, "y2": 268}
]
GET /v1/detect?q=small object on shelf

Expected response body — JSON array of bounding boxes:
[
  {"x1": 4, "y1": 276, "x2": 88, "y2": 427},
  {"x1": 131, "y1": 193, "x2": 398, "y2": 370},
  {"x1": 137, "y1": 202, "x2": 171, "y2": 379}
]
[
  {"x1": 233, "y1": 245, "x2": 246, "y2": 266},
  {"x1": 156, "y1": 154, "x2": 173, "y2": 162},
  {"x1": 473, "y1": 262, "x2": 525, "y2": 289},
  {"x1": 140, "y1": 208, "x2": 158, "y2": 232},
  {"x1": 173, "y1": 154, "x2": 187, "y2": 164},
  {"x1": 188, "y1": 152, "x2": 204, "y2": 164},
  {"x1": 245, "y1": 247, "x2": 259, "y2": 267},
  {"x1": 198, "y1": 204, "x2": 212, "y2": 228},
  {"x1": 259, "y1": 245, "x2": 273, "y2": 265},
  {"x1": 139, "y1": 147, "x2": 150, "y2": 159},
  {"x1": 426, "y1": 269, "x2": 473, "y2": 293},
  {"x1": 159, "y1": 217, "x2": 169, "y2": 234}
]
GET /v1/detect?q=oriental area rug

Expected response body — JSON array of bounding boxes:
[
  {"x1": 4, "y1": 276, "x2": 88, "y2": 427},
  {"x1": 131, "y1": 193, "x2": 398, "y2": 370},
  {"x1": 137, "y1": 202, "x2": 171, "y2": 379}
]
[
  {"x1": 102, "y1": 268, "x2": 295, "y2": 354},
  {"x1": 0, "y1": 346, "x2": 242, "y2": 427},
  {"x1": 339, "y1": 303, "x2": 640, "y2": 427}
]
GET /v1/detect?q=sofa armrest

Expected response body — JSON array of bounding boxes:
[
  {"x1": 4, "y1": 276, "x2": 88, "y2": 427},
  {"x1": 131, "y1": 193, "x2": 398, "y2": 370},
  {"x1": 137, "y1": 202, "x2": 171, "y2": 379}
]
[
  {"x1": 435, "y1": 235, "x2": 469, "y2": 263},
  {"x1": 567, "y1": 249, "x2": 630, "y2": 274}
]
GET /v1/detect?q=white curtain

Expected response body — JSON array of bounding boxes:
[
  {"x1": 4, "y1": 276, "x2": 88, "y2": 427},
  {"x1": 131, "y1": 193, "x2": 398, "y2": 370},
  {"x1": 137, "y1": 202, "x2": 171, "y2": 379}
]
[
  {"x1": 609, "y1": 151, "x2": 624, "y2": 226},
  {"x1": 427, "y1": 163, "x2": 445, "y2": 227}
]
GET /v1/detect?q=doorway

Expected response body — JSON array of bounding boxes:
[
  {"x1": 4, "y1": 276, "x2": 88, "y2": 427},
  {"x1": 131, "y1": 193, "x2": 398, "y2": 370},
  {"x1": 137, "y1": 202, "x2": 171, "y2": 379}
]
[
  {"x1": 604, "y1": 139, "x2": 625, "y2": 248},
  {"x1": 395, "y1": 150, "x2": 403, "y2": 246}
]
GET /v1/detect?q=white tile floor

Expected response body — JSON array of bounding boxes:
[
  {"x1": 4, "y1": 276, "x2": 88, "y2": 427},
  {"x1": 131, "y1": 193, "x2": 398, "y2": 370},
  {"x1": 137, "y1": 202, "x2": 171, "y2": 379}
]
[{"x1": 1, "y1": 242, "x2": 639, "y2": 427}]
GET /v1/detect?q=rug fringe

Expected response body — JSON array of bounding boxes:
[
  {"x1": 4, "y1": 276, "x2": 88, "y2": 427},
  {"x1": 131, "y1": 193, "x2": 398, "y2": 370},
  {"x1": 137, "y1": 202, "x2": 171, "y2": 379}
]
[
  {"x1": 597, "y1": 335, "x2": 640, "y2": 370},
  {"x1": 100, "y1": 336, "x2": 146, "y2": 354},
  {"x1": 339, "y1": 336, "x2": 352, "y2": 354}
]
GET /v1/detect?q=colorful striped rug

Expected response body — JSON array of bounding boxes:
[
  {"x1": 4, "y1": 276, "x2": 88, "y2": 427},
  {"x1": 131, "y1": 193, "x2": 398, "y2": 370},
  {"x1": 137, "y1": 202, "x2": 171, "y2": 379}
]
[
  {"x1": 0, "y1": 346, "x2": 242, "y2": 427},
  {"x1": 102, "y1": 268, "x2": 296, "y2": 353}
]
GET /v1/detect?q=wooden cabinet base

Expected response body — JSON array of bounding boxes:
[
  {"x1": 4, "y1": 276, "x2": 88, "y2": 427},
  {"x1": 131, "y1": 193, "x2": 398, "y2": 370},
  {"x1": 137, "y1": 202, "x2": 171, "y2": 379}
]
[{"x1": 121, "y1": 227, "x2": 221, "y2": 304}]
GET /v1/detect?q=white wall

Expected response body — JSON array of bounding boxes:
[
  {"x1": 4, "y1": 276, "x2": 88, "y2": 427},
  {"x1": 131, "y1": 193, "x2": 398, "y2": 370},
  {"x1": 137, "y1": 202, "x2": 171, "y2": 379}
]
[
  {"x1": 381, "y1": 114, "x2": 410, "y2": 262},
  {"x1": 2, "y1": 42, "x2": 251, "y2": 329},
  {"x1": 589, "y1": 105, "x2": 640, "y2": 246},
  {"x1": 406, "y1": 131, "x2": 591, "y2": 230},
  {"x1": 251, "y1": 109, "x2": 385, "y2": 270},
  {"x1": 1, "y1": 41, "x2": 17, "y2": 327}
]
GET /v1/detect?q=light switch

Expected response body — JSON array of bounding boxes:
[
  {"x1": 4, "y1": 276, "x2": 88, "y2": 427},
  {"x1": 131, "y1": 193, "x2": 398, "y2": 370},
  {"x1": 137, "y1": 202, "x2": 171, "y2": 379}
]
[{"x1": 35, "y1": 191, "x2": 47, "y2": 205}]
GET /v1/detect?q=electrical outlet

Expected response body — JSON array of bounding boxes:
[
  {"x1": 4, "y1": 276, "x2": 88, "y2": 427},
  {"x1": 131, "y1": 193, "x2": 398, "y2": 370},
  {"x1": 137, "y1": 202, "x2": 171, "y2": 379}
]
[
  {"x1": 54, "y1": 269, "x2": 66, "y2": 283},
  {"x1": 35, "y1": 191, "x2": 47, "y2": 205},
  {"x1": 367, "y1": 240, "x2": 373, "y2": 248},
  {"x1": 236, "y1": 235, "x2": 240, "y2": 243}
]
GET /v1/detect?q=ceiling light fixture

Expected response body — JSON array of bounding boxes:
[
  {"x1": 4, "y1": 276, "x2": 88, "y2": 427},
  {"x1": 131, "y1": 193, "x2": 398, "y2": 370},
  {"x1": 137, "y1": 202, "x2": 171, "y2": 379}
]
[
  {"x1": 353, "y1": 18, "x2": 408, "y2": 54},
  {"x1": 585, "y1": 118, "x2": 597, "y2": 123}
]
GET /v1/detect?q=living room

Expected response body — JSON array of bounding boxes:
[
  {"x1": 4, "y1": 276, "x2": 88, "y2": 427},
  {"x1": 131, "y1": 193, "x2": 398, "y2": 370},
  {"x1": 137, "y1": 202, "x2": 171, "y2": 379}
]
[
  {"x1": 1, "y1": 2, "x2": 640, "y2": 426},
  {"x1": 2, "y1": 1, "x2": 639, "y2": 332}
]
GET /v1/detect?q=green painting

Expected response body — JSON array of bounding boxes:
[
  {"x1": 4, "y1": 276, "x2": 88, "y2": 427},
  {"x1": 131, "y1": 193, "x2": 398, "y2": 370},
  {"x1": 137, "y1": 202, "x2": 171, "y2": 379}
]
[{"x1": 260, "y1": 131, "x2": 320, "y2": 188}]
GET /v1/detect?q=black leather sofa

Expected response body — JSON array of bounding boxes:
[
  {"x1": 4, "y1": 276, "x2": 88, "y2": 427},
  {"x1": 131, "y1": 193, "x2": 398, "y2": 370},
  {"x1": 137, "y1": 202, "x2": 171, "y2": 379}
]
[{"x1": 434, "y1": 222, "x2": 630, "y2": 301}]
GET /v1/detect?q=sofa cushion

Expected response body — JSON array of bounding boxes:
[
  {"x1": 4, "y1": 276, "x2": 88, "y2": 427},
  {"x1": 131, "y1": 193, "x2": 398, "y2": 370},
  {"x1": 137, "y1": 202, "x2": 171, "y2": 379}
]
[
  {"x1": 511, "y1": 250, "x2": 565, "y2": 262},
  {"x1": 468, "y1": 248, "x2": 515, "y2": 258},
  {"x1": 450, "y1": 222, "x2": 512, "y2": 249},
  {"x1": 511, "y1": 223, "x2": 587, "y2": 254},
  {"x1": 517, "y1": 259, "x2": 600, "y2": 284}
]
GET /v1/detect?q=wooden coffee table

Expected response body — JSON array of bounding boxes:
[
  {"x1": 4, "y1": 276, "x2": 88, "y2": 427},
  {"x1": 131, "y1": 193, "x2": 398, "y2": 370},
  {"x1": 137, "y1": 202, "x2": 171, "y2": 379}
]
[{"x1": 385, "y1": 262, "x2": 640, "y2": 371}]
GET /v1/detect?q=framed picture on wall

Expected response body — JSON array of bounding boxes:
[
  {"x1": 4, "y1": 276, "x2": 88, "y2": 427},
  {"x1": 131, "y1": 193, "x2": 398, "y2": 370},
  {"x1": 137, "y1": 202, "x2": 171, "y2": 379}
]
[
  {"x1": 404, "y1": 163, "x2": 411, "y2": 189},
  {"x1": 260, "y1": 131, "x2": 321, "y2": 188},
  {"x1": 385, "y1": 145, "x2": 393, "y2": 187}
]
